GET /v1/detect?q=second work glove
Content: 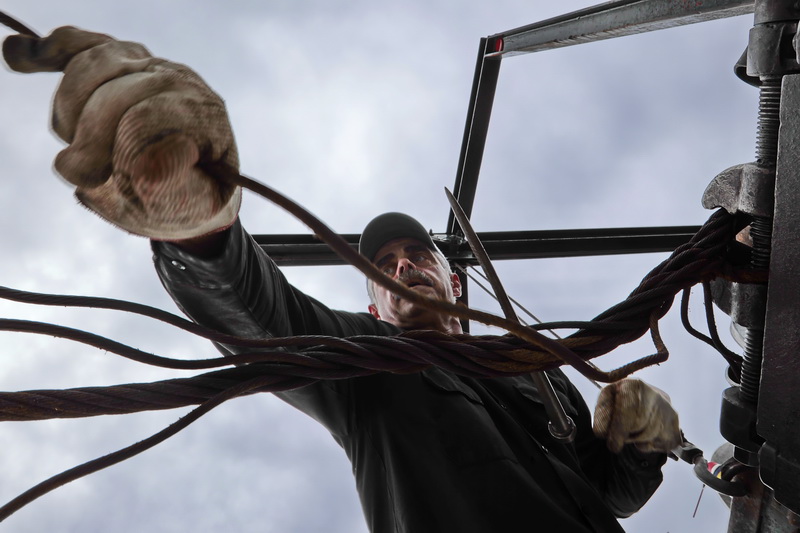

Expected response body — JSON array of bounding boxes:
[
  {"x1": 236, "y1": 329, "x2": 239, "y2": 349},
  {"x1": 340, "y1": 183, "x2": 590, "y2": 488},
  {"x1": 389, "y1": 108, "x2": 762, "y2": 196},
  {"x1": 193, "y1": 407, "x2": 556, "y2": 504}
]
[
  {"x1": 3, "y1": 26, "x2": 241, "y2": 241},
  {"x1": 593, "y1": 378, "x2": 681, "y2": 454}
]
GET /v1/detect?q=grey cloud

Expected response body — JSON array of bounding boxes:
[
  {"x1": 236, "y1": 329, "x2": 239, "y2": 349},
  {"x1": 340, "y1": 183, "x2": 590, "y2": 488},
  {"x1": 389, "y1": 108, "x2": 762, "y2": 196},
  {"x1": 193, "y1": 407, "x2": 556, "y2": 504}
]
[{"x1": 0, "y1": 2, "x2": 756, "y2": 532}]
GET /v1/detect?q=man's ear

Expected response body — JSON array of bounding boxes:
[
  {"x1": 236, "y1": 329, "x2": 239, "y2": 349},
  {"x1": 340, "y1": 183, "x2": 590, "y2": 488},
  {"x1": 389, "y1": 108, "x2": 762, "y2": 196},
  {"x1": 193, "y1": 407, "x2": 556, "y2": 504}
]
[
  {"x1": 368, "y1": 304, "x2": 381, "y2": 319},
  {"x1": 450, "y1": 273, "x2": 462, "y2": 298}
]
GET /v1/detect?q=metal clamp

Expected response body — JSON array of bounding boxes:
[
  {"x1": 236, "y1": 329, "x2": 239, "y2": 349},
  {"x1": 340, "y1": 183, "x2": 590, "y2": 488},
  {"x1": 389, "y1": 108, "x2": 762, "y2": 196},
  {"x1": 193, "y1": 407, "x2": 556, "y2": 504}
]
[{"x1": 702, "y1": 162, "x2": 775, "y2": 218}]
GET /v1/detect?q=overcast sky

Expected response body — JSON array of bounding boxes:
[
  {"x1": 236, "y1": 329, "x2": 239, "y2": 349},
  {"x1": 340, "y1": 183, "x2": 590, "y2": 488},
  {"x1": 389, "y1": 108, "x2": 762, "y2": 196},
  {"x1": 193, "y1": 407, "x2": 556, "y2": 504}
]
[{"x1": 0, "y1": 1, "x2": 757, "y2": 532}]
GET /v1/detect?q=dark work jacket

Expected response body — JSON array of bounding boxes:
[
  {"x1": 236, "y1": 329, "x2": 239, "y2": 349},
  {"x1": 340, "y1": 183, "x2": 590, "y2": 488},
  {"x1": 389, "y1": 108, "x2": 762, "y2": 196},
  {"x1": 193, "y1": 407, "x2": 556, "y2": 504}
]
[{"x1": 151, "y1": 219, "x2": 666, "y2": 533}]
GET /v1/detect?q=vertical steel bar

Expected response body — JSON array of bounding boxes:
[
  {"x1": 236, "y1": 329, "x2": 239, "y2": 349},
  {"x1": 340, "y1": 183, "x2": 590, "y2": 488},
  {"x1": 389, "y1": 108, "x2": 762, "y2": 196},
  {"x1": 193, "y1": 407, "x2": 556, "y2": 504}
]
[{"x1": 448, "y1": 37, "x2": 502, "y2": 237}]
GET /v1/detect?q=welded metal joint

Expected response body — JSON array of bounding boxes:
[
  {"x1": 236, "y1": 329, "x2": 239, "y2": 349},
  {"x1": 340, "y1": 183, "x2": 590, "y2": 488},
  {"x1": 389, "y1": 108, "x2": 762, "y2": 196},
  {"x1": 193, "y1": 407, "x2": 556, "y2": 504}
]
[{"x1": 433, "y1": 232, "x2": 469, "y2": 263}]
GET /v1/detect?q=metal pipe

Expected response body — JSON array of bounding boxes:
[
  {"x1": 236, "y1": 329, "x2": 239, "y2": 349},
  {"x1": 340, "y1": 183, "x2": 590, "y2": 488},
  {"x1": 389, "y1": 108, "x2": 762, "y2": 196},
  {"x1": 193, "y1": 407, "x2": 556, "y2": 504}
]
[{"x1": 492, "y1": 0, "x2": 753, "y2": 56}]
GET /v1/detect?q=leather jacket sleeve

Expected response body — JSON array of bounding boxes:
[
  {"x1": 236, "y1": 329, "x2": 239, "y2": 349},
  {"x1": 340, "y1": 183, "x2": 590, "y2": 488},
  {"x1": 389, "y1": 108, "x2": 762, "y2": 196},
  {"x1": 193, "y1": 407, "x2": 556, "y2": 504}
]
[
  {"x1": 150, "y1": 218, "x2": 399, "y2": 432},
  {"x1": 150, "y1": 218, "x2": 399, "y2": 342}
]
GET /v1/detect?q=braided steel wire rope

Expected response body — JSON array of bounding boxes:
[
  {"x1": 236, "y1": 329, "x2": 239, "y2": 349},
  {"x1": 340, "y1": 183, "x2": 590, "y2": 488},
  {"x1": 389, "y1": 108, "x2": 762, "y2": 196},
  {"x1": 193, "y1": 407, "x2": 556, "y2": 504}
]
[
  {"x1": 0, "y1": 203, "x2": 744, "y2": 522},
  {"x1": 0, "y1": 11, "x2": 38, "y2": 37},
  {"x1": 0, "y1": 11, "x2": 754, "y2": 518},
  {"x1": 0, "y1": 373, "x2": 288, "y2": 522},
  {"x1": 0, "y1": 202, "x2": 743, "y2": 422}
]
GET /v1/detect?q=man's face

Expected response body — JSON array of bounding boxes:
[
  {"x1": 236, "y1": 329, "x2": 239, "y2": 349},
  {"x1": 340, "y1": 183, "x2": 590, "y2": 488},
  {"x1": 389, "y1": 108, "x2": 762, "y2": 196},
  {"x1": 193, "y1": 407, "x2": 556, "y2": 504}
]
[{"x1": 367, "y1": 237, "x2": 461, "y2": 330}]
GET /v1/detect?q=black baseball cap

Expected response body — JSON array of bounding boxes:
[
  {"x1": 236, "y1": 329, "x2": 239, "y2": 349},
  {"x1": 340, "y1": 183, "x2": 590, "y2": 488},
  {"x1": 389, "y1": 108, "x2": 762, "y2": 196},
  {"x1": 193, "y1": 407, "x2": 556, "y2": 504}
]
[{"x1": 359, "y1": 212, "x2": 436, "y2": 261}]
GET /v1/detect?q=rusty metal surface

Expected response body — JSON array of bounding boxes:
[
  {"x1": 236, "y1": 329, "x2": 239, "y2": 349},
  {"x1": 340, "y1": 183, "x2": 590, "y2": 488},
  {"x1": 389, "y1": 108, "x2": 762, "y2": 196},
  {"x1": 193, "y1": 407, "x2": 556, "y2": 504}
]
[{"x1": 727, "y1": 468, "x2": 800, "y2": 532}]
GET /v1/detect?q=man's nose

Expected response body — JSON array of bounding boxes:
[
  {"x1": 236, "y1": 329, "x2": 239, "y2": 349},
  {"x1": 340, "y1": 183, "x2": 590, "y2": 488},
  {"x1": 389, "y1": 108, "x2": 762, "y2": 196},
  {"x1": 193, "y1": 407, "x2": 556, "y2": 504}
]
[{"x1": 395, "y1": 257, "x2": 416, "y2": 277}]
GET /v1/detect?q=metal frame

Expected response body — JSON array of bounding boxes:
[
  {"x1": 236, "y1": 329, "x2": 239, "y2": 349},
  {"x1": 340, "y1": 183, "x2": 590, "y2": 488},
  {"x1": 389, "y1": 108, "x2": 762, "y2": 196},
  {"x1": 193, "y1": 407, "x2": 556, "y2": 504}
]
[
  {"x1": 254, "y1": 1, "x2": 800, "y2": 529},
  {"x1": 253, "y1": 225, "x2": 701, "y2": 266},
  {"x1": 256, "y1": 0, "x2": 755, "y2": 271},
  {"x1": 448, "y1": 0, "x2": 754, "y2": 237}
]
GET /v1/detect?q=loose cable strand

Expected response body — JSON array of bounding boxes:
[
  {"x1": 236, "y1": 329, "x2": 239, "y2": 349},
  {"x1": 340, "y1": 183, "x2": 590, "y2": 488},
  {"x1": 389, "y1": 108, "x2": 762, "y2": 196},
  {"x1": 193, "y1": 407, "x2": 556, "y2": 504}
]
[
  {"x1": 0, "y1": 171, "x2": 740, "y2": 520},
  {"x1": 0, "y1": 373, "x2": 280, "y2": 522},
  {"x1": 701, "y1": 281, "x2": 743, "y2": 380},
  {"x1": 456, "y1": 264, "x2": 603, "y2": 391},
  {"x1": 212, "y1": 163, "x2": 688, "y2": 382},
  {"x1": 457, "y1": 264, "x2": 561, "y2": 338},
  {"x1": 0, "y1": 10, "x2": 750, "y2": 521},
  {"x1": 679, "y1": 285, "x2": 743, "y2": 380},
  {"x1": 0, "y1": 11, "x2": 39, "y2": 37}
]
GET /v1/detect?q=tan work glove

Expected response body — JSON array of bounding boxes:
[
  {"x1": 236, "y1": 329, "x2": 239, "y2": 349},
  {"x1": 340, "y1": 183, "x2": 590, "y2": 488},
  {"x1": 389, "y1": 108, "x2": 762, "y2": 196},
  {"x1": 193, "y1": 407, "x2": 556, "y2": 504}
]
[
  {"x1": 3, "y1": 26, "x2": 241, "y2": 241},
  {"x1": 593, "y1": 378, "x2": 681, "y2": 454}
]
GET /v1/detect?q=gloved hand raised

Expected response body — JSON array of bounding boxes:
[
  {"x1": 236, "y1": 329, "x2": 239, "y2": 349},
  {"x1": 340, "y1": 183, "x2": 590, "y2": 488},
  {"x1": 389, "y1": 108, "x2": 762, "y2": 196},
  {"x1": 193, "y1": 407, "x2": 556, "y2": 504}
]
[
  {"x1": 3, "y1": 26, "x2": 241, "y2": 241},
  {"x1": 593, "y1": 378, "x2": 681, "y2": 454}
]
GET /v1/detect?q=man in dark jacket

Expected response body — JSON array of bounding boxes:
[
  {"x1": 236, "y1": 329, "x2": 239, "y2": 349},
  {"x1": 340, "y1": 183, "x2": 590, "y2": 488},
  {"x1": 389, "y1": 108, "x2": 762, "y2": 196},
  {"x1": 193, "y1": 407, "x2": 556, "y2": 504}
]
[
  {"x1": 5, "y1": 26, "x2": 682, "y2": 533},
  {"x1": 152, "y1": 214, "x2": 673, "y2": 533}
]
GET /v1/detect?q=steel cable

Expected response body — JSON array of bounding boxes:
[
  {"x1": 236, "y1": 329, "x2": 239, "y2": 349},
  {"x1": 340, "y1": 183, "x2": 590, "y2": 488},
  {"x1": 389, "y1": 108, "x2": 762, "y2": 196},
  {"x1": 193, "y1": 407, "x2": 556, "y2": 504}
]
[
  {"x1": 0, "y1": 10, "x2": 755, "y2": 516},
  {"x1": 0, "y1": 203, "x2": 745, "y2": 423},
  {"x1": 0, "y1": 146, "x2": 748, "y2": 524},
  {"x1": 0, "y1": 188, "x2": 747, "y2": 527},
  {"x1": 0, "y1": 11, "x2": 38, "y2": 37}
]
